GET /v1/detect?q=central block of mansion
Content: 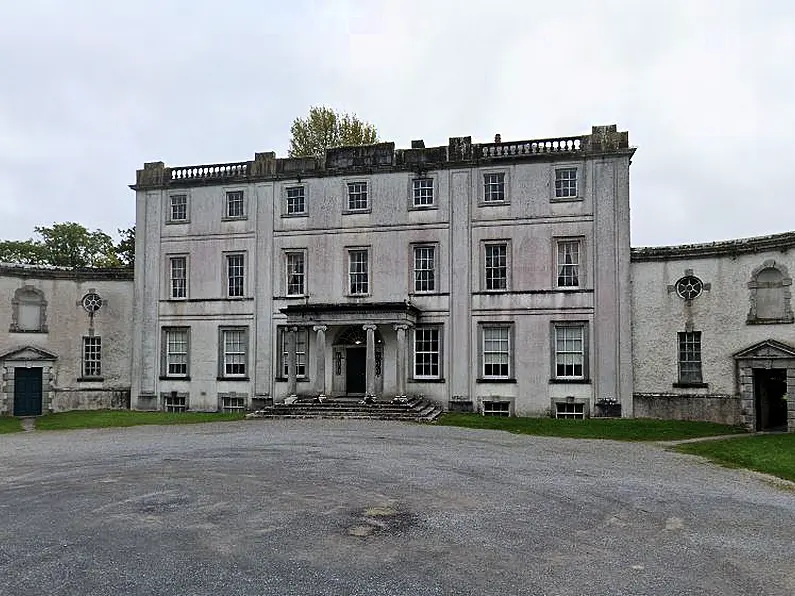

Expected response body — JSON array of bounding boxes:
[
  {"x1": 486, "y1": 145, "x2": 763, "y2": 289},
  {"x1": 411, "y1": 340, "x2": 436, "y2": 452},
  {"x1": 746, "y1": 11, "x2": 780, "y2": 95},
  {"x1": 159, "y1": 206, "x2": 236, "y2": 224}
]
[{"x1": 131, "y1": 126, "x2": 634, "y2": 418}]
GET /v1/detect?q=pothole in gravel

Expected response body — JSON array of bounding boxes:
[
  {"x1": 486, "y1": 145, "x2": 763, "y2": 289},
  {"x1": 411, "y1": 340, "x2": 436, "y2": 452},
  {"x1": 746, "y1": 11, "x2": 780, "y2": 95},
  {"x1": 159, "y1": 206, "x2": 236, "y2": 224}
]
[{"x1": 345, "y1": 503, "x2": 415, "y2": 537}]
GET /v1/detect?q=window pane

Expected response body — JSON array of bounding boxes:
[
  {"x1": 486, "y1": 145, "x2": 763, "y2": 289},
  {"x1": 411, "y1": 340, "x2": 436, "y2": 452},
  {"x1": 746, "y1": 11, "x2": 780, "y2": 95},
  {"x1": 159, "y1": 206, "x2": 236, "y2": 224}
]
[
  {"x1": 555, "y1": 168, "x2": 578, "y2": 198},
  {"x1": 170, "y1": 257, "x2": 187, "y2": 298},
  {"x1": 281, "y1": 328, "x2": 307, "y2": 378},
  {"x1": 483, "y1": 173, "x2": 505, "y2": 202},
  {"x1": 83, "y1": 336, "x2": 102, "y2": 377},
  {"x1": 414, "y1": 246, "x2": 436, "y2": 292},
  {"x1": 226, "y1": 191, "x2": 245, "y2": 217},
  {"x1": 286, "y1": 186, "x2": 305, "y2": 214},
  {"x1": 227, "y1": 254, "x2": 245, "y2": 297},
  {"x1": 286, "y1": 252, "x2": 305, "y2": 296},
  {"x1": 166, "y1": 329, "x2": 188, "y2": 376},
  {"x1": 349, "y1": 250, "x2": 369, "y2": 294},
  {"x1": 485, "y1": 244, "x2": 507, "y2": 290},
  {"x1": 223, "y1": 329, "x2": 246, "y2": 376},
  {"x1": 413, "y1": 178, "x2": 434, "y2": 206},
  {"x1": 483, "y1": 327, "x2": 510, "y2": 378},
  {"x1": 414, "y1": 327, "x2": 440, "y2": 378},
  {"x1": 347, "y1": 182, "x2": 368, "y2": 210},
  {"x1": 555, "y1": 326, "x2": 584, "y2": 378},
  {"x1": 557, "y1": 240, "x2": 580, "y2": 287},
  {"x1": 678, "y1": 331, "x2": 702, "y2": 383}
]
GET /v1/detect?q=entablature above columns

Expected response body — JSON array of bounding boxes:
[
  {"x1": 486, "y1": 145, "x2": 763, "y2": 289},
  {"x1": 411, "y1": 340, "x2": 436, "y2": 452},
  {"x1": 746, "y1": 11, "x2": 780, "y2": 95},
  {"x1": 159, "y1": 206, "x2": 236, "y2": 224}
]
[{"x1": 280, "y1": 301, "x2": 420, "y2": 327}]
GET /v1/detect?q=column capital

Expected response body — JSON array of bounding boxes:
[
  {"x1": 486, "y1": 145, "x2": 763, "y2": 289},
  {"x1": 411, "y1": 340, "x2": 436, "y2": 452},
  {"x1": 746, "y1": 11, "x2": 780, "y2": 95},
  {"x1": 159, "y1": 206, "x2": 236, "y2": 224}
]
[
  {"x1": 362, "y1": 324, "x2": 377, "y2": 331},
  {"x1": 393, "y1": 324, "x2": 409, "y2": 332},
  {"x1": 312, "y1": 325, "x2": 328, "y2": 332}
]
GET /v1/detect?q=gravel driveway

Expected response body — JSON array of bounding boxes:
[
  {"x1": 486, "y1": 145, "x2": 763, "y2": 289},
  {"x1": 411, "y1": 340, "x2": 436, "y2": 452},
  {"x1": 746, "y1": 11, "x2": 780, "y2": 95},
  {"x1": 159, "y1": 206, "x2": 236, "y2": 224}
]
[{"x1": 1, "y1": 420, "x2": 793, "y2": 596}]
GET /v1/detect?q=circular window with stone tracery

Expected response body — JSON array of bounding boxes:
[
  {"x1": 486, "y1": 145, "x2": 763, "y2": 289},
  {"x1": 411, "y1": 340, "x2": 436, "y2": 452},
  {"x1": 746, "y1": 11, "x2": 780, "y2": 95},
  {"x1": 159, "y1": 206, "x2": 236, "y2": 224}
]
[
  {"x1": 81, "y1": 292, "x2": 103, "y2": 313},
  {"x1": 675, "y1": 276, "x2": 703, "y2": 300}
]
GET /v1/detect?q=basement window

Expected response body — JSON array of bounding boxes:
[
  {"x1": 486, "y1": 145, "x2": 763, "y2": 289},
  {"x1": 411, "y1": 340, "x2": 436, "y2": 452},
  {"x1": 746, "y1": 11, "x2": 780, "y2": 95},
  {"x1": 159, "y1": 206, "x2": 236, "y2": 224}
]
[
  {"x1": 221, "y1": 396, "x2": 246, "y2": 413},
  {"x1": 163, "y1": 394, "x2": 187, "y2": 412},
  {"x1": 482, "y1": 400, "x2": 511, "y2": 417},
  {"x1": 555, "y1": 402, "x2": 584, "y2": 419}
]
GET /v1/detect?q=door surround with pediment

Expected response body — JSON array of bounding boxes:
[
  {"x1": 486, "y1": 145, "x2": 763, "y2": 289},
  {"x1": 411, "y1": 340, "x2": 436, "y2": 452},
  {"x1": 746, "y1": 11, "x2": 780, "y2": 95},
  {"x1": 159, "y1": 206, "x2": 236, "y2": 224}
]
[
  {"x1": 0, "y1": 346, "x2": 57, "y2": 416},
  {"x1": 734, "y1": 339, "x2": 795, "y2": 432}
]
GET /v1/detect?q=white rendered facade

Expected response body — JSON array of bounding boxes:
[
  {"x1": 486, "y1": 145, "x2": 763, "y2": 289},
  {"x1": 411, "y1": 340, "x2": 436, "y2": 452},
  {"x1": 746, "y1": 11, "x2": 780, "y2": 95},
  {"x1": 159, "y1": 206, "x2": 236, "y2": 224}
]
[
  {"x1": 0, "y1": 265, "x2": 133, "y2": 415},
  {"x1": 131, "y1": 126, "x2": 635, "y2": 416},
  {"x1": 632, "y1": 233, "x2": 795, "y2": 431}
]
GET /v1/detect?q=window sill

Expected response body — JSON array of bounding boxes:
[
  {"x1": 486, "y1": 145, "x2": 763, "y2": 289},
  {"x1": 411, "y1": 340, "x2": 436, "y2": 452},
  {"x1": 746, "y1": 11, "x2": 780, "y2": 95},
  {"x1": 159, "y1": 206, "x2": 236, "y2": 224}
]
[
  {"x1": 342, "y1": 208, "x2": 371, "y2": 215},
  {"x1": 159, "y1": 375, "x2": 191, "y2": 381},
  {"x1": 8, "y1": 328, "x2": 48, "y2": 334},
  {"x1": 282, "y1": 212, "x2": 308, "y2": 218},
  {"x1": 746, "y1": 317, "x2": 794, "y2": 325},
  {"x1": 274, "y1": 377, "x2": 311, "y2": 383},
  {"x1": 408, "y1": 291, "x2": 450, "y2": 297},
  {"x1": 481, "y1": 289, "x2": 510, "y2": 294},
  {"x1": 167, "y1": 297, "x2": 189, "y2": 301},
  {"x1": 408, "y1": 378, "x2": 445, "y2": 384},
  {"x1": 408, "y1": 204, "x2": 438, "y2": 211},
  {"x1": 478, "y1": 200, "x2": 510, "y2": 207},
  {"x1": 550, "y1": 197, "x2": 583, "y2": 203},
  {"x1": 225, "y1": 296, "x2": 252, "y2": 301},
  {"x1": 476, "y1": 378, "x2": 516, "y2": 384},
  {"x1": 165, "y1": 219, "x2": 190, "y2": 225},
  {"x1": 222, "y1": 216, "x2": 248, "y2": 222},
  {"x1": 555, "y1": 286, "x2": 582, "y2": 291},
  {"x1": 284, "y1": 294, "x2": 306, "y2": 299},
  {"x1": 217, "y1": 376, "x2": 250, "y2": 382},
  {"x1": 672, "y1": 382, "x2": 708, "y2": 388},
  {"x1": 77, "y1": 377, "x2": 104, "y2": 383},
  {"x1": 549, "y1": 378, "x2": 591, "y2": 384}
]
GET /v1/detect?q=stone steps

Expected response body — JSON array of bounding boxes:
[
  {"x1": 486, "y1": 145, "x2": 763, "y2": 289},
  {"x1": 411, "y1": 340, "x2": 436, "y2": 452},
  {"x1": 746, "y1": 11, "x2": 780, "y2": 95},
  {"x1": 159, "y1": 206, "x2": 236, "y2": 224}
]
[{"x1": 246, "y1": 397, "x2": 443, "y2": 423}]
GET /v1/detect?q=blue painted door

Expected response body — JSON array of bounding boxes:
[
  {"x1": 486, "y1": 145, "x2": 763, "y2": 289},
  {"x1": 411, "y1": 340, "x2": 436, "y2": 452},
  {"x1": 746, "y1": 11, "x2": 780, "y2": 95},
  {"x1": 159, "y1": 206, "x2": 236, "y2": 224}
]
[{"x1": 14, "y1": 367, "x2": 42, "y2": 416}]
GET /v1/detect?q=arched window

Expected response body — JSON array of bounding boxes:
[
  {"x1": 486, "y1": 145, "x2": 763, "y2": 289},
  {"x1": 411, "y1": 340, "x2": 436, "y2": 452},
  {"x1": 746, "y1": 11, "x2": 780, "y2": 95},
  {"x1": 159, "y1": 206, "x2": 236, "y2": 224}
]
[
  {"x1": 747, "y1": 260, "x2": 793, "y2": 324},
  {"x1": 10, "y1": 285, "x2": 48, "y2": 332}
]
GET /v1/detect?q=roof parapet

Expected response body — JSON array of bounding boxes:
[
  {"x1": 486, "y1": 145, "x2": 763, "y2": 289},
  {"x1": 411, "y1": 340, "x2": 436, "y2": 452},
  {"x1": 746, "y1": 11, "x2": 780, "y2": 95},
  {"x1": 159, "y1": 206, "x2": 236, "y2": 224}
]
[{"x1": 133, "y1": 125, "x2": 632, "y2": 189}]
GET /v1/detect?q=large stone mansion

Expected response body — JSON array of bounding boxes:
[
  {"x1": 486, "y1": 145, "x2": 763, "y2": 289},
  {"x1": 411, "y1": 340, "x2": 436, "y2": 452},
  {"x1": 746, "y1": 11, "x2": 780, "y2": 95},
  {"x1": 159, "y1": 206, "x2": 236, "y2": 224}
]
[{"x1": 2, "y1": 124, "x2": 793, "y2": 432}]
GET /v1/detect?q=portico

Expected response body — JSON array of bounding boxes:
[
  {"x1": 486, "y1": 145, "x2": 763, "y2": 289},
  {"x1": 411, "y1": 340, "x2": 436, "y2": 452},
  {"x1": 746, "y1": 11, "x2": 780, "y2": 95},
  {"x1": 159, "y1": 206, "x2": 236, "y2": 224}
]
[{"x1": 279, "y1": 302, "x2": 420, "y2": 400}]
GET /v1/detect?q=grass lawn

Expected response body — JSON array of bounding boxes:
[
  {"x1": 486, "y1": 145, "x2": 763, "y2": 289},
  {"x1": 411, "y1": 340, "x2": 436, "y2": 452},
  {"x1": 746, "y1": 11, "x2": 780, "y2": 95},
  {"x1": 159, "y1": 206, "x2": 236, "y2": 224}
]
[
  {"x1": 0, "y1": 417, "x2": 23, "y2": 434},
  {"x1": 675, "y1": 433, "x2": 795, "y2": 483},
  {"x1": 437, "y1": 413, "x2": 745, "y2": 441},
  {"x1": 35, "y1": 410, "x2": 245, "y2": 431}
]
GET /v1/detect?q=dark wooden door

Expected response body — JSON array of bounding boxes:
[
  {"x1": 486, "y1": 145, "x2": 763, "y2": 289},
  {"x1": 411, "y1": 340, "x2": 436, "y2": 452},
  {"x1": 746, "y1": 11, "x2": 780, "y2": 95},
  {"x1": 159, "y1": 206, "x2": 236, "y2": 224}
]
[
  {"x1": 755, "y1": 368, "x2": 787, "y2": 431},
  {"x1": 14, "y1": 367, "x2": 42, "y2": 416},
  {"x1": 346, "y1": 348, "x2": 366, "y2": 394}
]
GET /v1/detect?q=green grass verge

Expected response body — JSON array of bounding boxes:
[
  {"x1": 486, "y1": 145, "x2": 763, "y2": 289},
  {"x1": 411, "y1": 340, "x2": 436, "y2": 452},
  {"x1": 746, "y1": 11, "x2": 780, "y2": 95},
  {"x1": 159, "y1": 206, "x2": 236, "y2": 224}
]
[
  {"x1": 0, "y1": 417, "x2": 24, "y2": 434},
  {"x1": 437, "y1": 413, "x2": 745, "y2": 441},
  {"x1": 35, "y1": 410, "x2": 245, "y2": 431},
  {"x1": 675, "y1": 433, "x2": 795, "y2": 483}
]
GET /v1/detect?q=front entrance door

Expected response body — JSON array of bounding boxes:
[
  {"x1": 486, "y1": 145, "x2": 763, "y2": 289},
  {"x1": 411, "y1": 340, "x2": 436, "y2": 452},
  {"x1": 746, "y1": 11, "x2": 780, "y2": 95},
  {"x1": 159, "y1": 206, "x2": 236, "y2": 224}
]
[
  {"x1": 754, "y1": 368, "x2": 787, "y2": 431},
  {"x1": 346, "y1": 347, "x2": 366, "y2": 394},
  {"x1": 14, "y1": 367, "x2": 43, "y2": 416}
]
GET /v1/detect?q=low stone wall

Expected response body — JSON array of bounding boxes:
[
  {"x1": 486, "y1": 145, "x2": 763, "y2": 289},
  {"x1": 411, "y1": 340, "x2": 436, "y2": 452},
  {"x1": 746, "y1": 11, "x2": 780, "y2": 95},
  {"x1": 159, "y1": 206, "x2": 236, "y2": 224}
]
[
  {"x1": 49, "y1": 389, "x2": 130, "y2": 413},
  {"x1": 633, "y1": 393, "x2": 741, "y2": 426}
]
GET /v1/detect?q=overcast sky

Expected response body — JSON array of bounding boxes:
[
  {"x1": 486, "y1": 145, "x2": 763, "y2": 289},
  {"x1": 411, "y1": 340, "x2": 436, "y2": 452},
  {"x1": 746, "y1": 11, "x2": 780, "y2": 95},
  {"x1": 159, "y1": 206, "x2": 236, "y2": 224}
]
[{"x1": 1, "y1": 0, "x2": 793, "y2": 247}]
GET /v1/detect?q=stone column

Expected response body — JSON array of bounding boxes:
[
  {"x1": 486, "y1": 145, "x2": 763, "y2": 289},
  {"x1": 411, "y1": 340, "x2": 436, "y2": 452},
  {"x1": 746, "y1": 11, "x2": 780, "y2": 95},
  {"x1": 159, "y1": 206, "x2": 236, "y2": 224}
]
[
  {"x1": 287, "y1": 326, "x2": 298, "y2": 397},
  {"x1": 394, "y1": 324, "x2": 409, "y2": 398},
  {"x1": 313, "y1": 325, "x2": 328, "y2": 397},
  {"x1": 363, "y1": 324, "x2": 377, "y2": 397}
]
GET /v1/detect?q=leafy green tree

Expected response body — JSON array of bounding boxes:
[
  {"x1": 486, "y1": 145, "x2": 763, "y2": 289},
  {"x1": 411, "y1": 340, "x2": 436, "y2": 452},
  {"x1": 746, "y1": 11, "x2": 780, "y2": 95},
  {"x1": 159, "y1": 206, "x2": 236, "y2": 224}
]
[
  {"x1": 0, "y1": 240, "x2": 45, "y2": 265},
  {"x1": 115, "y1": 226, "x2": 135, "y2": 267},
  {"x1": 34, "y1": 222, "x2": 120, "y2": 268},
  {"x1": 0, "y1": 222, "x2": 125, "y2": 268},
  {"x1": 288, "y1": 106, "x2": 379, "y2": 158}
]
